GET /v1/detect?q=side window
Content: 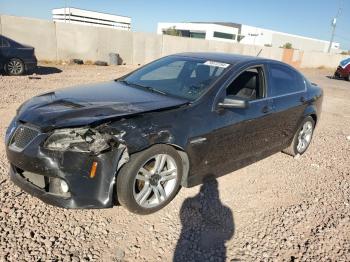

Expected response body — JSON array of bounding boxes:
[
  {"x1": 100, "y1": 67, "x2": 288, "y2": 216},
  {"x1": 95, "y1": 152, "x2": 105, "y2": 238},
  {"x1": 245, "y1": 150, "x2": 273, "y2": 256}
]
[
  {"x1": 140, "y1": 61, "x2": 185, "y2": 81},
  {"x1": 226, "y1": 67, "x2": 265, "y2": 100},
  {"x1": 270, "y1": 64, "x2": 304, "y2": 96},
  {"x1": 0, "y1": 36, "x2": 10, "y2": 48}
]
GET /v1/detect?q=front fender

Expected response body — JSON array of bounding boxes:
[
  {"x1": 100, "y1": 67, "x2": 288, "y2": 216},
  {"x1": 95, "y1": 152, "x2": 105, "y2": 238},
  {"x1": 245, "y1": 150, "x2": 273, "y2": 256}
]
[{"x1": 107, "y1": 114, "x2": 188, "y2": 154}]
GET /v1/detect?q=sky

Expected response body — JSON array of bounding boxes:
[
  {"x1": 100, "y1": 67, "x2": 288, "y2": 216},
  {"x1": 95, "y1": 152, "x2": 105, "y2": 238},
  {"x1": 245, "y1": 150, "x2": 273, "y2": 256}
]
[{"x1": 0, "y1": 0, "x2": 349, "y2": 50}]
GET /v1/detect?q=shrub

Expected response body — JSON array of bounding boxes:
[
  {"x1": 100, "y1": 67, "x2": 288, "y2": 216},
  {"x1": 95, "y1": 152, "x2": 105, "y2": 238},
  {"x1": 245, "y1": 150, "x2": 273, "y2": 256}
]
[
  {"x1": 281, "y1": 42, "x2": 293, "y2": 49},
  {"x1": 163, "y1": 27, "x2": 181, "y2": 36}
]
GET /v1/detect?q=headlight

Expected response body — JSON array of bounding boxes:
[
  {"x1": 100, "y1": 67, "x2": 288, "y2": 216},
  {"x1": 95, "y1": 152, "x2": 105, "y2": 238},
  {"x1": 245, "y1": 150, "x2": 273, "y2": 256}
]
[{"x1": 44, "y1": 127, "x2": 111, "y2": 154}]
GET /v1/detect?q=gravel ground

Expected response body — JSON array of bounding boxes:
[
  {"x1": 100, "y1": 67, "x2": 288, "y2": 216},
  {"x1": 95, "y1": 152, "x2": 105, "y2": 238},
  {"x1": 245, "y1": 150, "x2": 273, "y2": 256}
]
[{"x1": 0, "y1": 64, "x2": 349, "y2": 261}]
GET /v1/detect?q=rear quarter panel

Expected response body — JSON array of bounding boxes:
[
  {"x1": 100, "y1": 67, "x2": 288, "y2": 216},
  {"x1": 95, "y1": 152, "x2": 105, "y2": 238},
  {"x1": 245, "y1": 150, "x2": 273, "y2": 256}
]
[{"x1": 305, "y1": 81, "x2": 323, "y2": 123}]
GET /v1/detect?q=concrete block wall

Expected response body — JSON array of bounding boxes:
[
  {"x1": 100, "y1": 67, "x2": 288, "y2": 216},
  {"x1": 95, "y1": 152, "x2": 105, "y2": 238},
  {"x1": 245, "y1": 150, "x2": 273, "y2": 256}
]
[
  {"x1": 0, "y1": 14, "x2": 347, "y2": 68},
  {"x1": 300, "y1": 52, "x2": 345, "y2": 68},
  {"x1": 133, "y1": 32, "x2": 162, "y2": 65},
  {"x1": 55, "y1": 22, "x2": 133, "y2": 64},
  {"x1": 0, "y1": 15, "x2": 57, "y2": 60}
]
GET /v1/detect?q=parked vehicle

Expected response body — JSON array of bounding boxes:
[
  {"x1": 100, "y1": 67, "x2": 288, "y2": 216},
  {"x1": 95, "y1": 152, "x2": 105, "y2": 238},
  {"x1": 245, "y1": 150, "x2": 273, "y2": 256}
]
[
  {"x1": 0, "y1": 35, "x2": 37, "y2": 75},
  {"x1": 334, "y1": 57, "x2": 350, "y2": 81},
  {"x1": 5, "y1": 53, "x2": 323, "y2": 214}
]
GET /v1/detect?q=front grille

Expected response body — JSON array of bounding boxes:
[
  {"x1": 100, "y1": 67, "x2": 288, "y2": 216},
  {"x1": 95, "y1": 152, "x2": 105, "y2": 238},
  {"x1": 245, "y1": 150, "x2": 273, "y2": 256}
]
[{"x1": 10, "y1": 125, "x2": 39, "y2": 150}]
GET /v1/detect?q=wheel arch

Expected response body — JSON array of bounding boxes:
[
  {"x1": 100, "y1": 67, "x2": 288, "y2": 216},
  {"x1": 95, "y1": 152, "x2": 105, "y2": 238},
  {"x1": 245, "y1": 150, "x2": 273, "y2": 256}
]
[
  {"x1": 303, "y1": 105, "x2": 318, "y2": 126},
  {"x1": 167, "y1": 143, "x2": 190, "y2": 188},
  {"x1": 116, "y1": 142, "x2": 190, "y2": 188}
]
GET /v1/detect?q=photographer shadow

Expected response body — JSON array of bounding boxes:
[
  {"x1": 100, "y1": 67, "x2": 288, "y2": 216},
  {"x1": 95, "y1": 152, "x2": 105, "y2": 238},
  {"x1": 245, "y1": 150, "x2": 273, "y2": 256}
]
[{"x1": 174, "y1": 177, "x2": 234, "y2": 262}]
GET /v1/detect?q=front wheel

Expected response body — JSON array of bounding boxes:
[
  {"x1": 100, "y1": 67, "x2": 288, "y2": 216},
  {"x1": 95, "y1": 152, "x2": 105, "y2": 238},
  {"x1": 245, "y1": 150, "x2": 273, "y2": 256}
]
[
  {"x1": 117, "y1": 145, "x2": 183, "y2": 214},
  {"x1": 283, "y1": 116, "x2": 315, "y2": 156},
  {"x1": 5, "y1": 58, "x2": 25, "y2": 76}
]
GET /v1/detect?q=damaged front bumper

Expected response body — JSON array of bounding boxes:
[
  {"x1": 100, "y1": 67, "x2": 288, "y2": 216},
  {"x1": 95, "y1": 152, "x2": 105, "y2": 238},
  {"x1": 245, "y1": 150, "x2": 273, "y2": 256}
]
[{"x1": 6, "y1": 123, "x2": 126, "y2": 209}]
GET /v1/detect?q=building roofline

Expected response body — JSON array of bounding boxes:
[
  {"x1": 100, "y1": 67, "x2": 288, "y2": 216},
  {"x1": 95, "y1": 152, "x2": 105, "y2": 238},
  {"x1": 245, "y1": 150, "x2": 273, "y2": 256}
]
[
  {"x1": 52, "y1": 7, "x2": 131, "y2": 19},
  {"x1": 190, "y1": 22, "x2": 242, "y2": 28}
]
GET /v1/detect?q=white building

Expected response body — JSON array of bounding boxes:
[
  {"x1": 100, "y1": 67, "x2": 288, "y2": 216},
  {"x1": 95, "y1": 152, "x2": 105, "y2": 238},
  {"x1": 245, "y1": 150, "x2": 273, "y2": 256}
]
[
  {"x1": 52, "y1": 8, "x2": 131, "y2": 31},
  {"x1": 157, "y1": 22, "x2": 340, "y2": 53}
]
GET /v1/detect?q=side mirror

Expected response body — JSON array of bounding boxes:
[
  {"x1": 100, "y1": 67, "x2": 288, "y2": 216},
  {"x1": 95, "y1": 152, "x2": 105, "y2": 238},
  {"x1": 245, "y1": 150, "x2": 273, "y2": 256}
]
[{"x1": 218, "y1": 96, "x2": 249, "y2": 109}]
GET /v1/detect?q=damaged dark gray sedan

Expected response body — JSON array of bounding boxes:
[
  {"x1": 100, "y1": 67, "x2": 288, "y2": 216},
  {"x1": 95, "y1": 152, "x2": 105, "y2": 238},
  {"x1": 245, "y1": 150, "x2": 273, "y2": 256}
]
[{"x1": 5, "y1": 53, "x2": 323, "y2": 214}]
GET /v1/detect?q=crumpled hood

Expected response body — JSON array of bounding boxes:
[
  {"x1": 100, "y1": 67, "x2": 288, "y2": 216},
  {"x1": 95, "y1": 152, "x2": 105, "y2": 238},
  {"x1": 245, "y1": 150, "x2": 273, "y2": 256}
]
[{"x1": 17, "y1": 81, "x2": 188, "y2": 129}]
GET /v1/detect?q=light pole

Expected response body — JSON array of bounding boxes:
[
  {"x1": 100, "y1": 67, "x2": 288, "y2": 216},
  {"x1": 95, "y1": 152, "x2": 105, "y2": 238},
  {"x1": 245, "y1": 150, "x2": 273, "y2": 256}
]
[
  {"x1": 328, "y1": 0, "x2": 343, "y2": 53},
  {"x1": 64, "y1": 0, "x2": 67, "y2": 22},
  {"x1": 328, "y1": 18, "x2": 337, "y2": 53}
]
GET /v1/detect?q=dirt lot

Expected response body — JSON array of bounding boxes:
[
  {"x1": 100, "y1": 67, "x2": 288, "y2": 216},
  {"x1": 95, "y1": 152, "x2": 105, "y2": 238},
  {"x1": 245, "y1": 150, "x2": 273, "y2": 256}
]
[{"x1": 0, "y1": 64, "x2": 349, "y2": 261}]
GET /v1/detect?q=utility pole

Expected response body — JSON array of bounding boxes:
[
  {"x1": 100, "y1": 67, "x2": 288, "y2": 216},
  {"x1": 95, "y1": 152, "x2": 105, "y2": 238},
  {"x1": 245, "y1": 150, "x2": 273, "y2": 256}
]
[
  {"x1": 328, "y1": 0, "x2": 343, "y2": 53},
  {"x1": 64, "y1": 0, "x2": 67, "y2": 22}
]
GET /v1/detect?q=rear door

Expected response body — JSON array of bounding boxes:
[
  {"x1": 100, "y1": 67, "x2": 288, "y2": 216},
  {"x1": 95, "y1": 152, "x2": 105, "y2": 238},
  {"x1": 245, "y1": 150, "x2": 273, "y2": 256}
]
[{"x1": 267, "y1": 63, "x2": 308, "y2": 148}]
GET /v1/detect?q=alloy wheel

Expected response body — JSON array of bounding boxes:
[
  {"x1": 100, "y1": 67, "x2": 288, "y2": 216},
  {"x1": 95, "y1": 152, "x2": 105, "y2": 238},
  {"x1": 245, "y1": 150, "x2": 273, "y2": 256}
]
[
  {"x1": 133, "y1": 154, "x2": 178, "y2": 208},
  {"x1": 7, "y1": 59, "x2": 24, "y2": 75},
  {"x1": 297, "y1": 121, "x2": 313, "y2": 153}
]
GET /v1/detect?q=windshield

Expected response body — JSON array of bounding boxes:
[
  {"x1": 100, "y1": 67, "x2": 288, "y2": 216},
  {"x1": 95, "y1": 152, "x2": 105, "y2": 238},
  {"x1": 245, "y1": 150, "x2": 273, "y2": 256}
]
[
  {"x1": 340, "y1": 58, "x2": 350, "y2": 68},
  {"x1": 123, "y1": 56, "x2": 230, "y2": 101}
]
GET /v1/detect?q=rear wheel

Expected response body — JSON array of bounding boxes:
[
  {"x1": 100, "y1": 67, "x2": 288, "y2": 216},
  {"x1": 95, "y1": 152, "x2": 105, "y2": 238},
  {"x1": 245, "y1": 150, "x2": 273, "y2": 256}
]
[
  {"x1": 5, "y1": 58, "x2": 25, "y2": 76},
  {"x1": 283, "y1": 116, "x2": 315, "y2": 156},
  {"x1": 117, "y1": 145, "x2": 182, "y2": 214}
]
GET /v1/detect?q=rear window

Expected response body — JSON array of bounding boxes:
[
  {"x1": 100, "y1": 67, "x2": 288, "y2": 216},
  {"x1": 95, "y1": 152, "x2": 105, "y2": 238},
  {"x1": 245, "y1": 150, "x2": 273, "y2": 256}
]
[{"x1": 270, "y1": 64, "x2": 304, "y2": 96}]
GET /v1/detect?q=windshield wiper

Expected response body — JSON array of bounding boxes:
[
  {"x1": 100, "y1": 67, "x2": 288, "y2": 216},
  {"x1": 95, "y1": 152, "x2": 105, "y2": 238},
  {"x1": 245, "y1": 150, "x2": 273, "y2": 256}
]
[
  {"x1": 142, "y1": 86, "x2": 167, "y2": 95},
  {"x1": 119, "y1": 80, "x2": 167, "y2": 96},
  {"x1": 117, "y1": 79, "x2": 131, "y2": 85}
]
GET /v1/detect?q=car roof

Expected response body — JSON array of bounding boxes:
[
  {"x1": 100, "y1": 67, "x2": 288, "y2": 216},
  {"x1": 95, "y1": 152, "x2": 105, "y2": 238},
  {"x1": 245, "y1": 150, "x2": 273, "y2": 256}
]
[{"x1": 173, "y1": 52, "x2": 268, "y2": 65}]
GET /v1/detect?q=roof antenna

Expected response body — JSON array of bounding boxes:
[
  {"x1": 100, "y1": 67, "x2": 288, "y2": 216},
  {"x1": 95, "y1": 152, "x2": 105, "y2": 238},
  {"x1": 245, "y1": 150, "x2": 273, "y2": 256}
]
[{"x1": 256, "y1": 49, "x2": 262, "y2": 57}]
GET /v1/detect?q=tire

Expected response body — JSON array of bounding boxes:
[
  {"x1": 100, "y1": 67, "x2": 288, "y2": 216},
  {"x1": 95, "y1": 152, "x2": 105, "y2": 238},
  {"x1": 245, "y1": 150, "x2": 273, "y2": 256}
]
[
  {"x1": 117, "y1": 144, "x2": 183, "y2": 215},
  {"x1": 5, "y1": 58, "x2": 25, "y2": 76},
  {"x1": 283, "y1": 116, "x2": 315, "y2": 156}
]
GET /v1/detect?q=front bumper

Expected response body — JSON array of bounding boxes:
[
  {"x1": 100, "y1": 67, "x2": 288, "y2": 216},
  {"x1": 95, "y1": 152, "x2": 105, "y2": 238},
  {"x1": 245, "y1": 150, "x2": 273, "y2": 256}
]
[
  {"x1": 24, "y1": 57, "x2": 38, "y2": 72},
  {"x1": 334, "y1": 66, "x2": 349, "y2": 78},
  {"x1": 6, "y1": 126, "x2": 124, "y2": 209}
]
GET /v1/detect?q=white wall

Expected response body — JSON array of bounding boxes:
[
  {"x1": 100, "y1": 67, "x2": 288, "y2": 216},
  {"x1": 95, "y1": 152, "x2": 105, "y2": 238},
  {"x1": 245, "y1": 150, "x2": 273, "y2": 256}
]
[
  {"x1": 157, "y1": 22, "x2": 239, "y2": 43},
  {"x1": 240, "y1": 25, "x2": 273, "y2": 46},
  {"x1": 240, "y1": 24, "x2": 340, "y2": 53},
  {"x1": 158, "y1": 22, "x2": 341, "y2": 53},
  {"x1": 0, "y1": 15, "x2": 347, "y2": 68}
]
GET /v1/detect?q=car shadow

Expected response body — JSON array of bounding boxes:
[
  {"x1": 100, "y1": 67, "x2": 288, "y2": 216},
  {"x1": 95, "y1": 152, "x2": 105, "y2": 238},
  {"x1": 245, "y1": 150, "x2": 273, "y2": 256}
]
[
  {"x1": 173, "y1": 176, "x2": 234, "y2": 262},
  {"x1": 34, "y1": 66, "x2": 62, "y2": 75}
]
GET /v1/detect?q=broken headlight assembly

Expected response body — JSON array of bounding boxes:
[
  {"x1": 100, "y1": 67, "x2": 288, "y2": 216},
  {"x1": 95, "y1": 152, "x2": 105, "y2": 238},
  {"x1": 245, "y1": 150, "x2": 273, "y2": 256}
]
[{"x1": 44, "y1": 127, "x2": 112, "y2": 154}]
